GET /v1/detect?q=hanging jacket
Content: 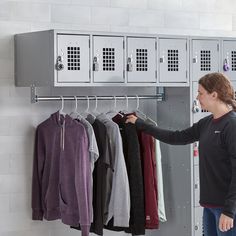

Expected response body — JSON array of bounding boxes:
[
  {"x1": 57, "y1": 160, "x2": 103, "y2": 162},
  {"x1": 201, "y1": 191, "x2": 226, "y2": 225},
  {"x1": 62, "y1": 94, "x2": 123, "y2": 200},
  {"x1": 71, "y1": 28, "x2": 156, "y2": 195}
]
[
  {"x1": 32, "y1": 111, "x2": 91, "y2": 236},
  {"x1": 138, "y1": 131, "x2": 159, "y2": 229},
  {"x1": 111, "y1": 113, "x2": 145, "y2": 236}
]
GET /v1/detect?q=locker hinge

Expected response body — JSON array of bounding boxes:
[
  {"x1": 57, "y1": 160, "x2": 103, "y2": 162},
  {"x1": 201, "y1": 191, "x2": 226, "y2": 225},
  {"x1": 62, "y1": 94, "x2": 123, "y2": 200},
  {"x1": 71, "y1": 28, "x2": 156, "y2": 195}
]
[
  {"x1": 89, "y1": 69, "x2": 91, "y2": 78},
  {"x1": 155, "y1": 70, "x2": 157, "y2": 78},
  {"x1": 155, "y1": 41, "x2": 157, "y2": 50},
  {"x1": 186, "y1": 70, "x2": 188, "y2": 78},
  {"x1": 123, "y1": 40, "x2": 125, "y2": 49},
  {"x1": 186, "y1": 42, "x2": 187, "y2": 51},
  {"x1": 217, "y1": 44, "x2": 219, "y2": 51},
  {"x1": 123, "y1": 70, "x2": 125, "y2": 78},
  {"x1": 89, "y1": 39, "x2": 90, "y2": 48}
]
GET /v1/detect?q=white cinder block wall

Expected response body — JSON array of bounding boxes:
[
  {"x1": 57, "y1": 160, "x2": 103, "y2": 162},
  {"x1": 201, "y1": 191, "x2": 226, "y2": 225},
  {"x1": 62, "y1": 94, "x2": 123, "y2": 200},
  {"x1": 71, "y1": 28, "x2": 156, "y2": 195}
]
[{"x1": 1, "y1": 0, "x2": 236, "y2": 235}]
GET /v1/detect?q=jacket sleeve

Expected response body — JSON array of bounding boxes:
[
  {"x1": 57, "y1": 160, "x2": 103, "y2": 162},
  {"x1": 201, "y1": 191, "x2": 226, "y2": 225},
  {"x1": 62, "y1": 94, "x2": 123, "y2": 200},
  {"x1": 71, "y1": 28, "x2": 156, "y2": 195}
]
[
  {"x1": 75, "y1": 126, "x2": 91, "y2": 236},
  {"x1": 135, "y1": 118, "x2": 200, "y2": 145},
  {"x1": 32, "y1": 126, "x2": 45, "y2": 220},
  {"x1": 222, "y1": 120, "x2": 236, "y2": 218}
]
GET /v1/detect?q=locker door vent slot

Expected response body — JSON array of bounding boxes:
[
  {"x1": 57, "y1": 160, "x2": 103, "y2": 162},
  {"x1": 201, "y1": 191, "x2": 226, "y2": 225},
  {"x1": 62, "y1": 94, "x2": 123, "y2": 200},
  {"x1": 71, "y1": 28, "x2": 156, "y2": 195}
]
[
  {"x1": 231, "y1": 51, "x2": 236, "y2": 71},
  {"x1": 200, "y1": 50, "x2": 211, "y2": 71},
  {"x1": 136, "y1": 49, "x2": 148, "y2": 71},
  {"x1": 168, "y1": 49, "x2": 179, "y2": 72},
  {"x1": 103, "y1": 48, "x2": 115, "y2": 71},
  {"x1": 201, "y1": 109, "x2": 208, "y2": 113},
  {"x1": 67, "y1": 47, "x2": 80, "y2": 71}
]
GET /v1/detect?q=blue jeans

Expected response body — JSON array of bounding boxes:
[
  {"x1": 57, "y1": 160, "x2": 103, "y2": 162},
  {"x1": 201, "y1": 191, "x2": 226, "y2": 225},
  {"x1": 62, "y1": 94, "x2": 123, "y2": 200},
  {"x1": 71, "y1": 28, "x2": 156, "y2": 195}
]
[{"x1": 203, "y1": 207, "x2": 236, "y2": 236}]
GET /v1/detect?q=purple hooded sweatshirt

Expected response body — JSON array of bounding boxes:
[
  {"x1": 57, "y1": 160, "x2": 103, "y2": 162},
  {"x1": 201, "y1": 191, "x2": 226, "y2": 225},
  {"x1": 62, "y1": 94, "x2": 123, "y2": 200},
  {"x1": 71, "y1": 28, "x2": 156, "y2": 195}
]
[{"x1": 32, "y1": 111, "x2": 91, "y2": 236}]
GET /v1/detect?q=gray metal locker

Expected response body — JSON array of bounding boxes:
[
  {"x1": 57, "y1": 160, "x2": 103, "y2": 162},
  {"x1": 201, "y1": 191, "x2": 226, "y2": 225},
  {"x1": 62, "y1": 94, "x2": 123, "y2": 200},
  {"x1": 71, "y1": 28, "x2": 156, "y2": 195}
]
[
  {"x1": 126, "y1": 37, "x2": 157, "y2": 83},
  {"x1": 194, "y1": 207, "x2": 204, "y2": 236},
  {"x1": 159, "y1": 38, "x2": 188, "y2": 84},
  {"x1": 222, "y1": 40, "x2": 236, "y2": 81},
  {"x1": 192, "y1": 39, "x2": 219, "y2": 81},
  {"x1": 92, "y1": 36, "x2": 124, "y2": 83},
  {"x1": 56, "y1": 34, "x2": 90, "y2": 85}
]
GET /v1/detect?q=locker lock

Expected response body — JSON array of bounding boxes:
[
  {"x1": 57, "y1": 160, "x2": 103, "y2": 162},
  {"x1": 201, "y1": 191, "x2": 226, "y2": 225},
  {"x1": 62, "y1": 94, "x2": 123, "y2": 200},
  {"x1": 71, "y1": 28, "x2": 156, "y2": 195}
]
[
  {"x1": 192, "y1": 100, "x2": 200, "y2": 113},
  {"x1": 127, "y1": 57, "x2": 133, "y2": 72},
  {"x1": 55, "y1": 56, "x2": 64, "y2": 71},
  {"x1": 223, "y1": 58, "x2": 230, "y2": 71},
  {"x1": 93, "y1": 56, "x2": 99, "y2": 71}
]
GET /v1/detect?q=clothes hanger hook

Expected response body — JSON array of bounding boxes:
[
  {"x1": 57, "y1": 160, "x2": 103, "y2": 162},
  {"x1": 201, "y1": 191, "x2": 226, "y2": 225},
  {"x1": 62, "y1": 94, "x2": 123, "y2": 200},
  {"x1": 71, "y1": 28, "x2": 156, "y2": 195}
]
[
  {"x1": 125, "y1": 95, "x2": 129, "y2": 110},
  {"x1": 94, "y1": 95, "x2": 98, "y2": 111},
  {"x1": 136, "y1": 95, "x2": 140, "y2": 110},
  {"x1": 74, "y1": 96, "x2": 78, "y2": 111},
  {"x1": 113, "y1": 96, "x2": 117, "y2": 110},
  {"x1": 86, "y1": 96, "x2": 90, "y2": 112},
  {"x1": 60, "y1": 96, "x2": 64, "y2": 111}
]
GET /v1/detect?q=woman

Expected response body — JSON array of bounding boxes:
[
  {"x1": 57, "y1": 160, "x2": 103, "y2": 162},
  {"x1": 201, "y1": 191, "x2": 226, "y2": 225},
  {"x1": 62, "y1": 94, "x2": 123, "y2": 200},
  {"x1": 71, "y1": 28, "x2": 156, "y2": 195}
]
[{"x1": 126, "y1": 72, "x2": 236, "y2": 236}]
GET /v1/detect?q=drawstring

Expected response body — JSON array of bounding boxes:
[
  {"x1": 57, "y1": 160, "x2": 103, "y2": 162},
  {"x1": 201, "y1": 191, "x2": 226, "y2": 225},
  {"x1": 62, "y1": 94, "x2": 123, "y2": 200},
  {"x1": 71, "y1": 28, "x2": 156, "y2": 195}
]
[{"x1": 59, "y1": 114, "x2": 65, "y2": 151}]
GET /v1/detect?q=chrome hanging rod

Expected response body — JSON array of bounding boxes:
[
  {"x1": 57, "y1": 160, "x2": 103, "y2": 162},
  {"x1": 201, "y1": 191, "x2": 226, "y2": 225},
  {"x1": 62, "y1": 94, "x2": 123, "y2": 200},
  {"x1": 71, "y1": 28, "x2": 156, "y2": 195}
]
[{"x1": 34, "y1": 95, "x2": 164, "y2": 102}]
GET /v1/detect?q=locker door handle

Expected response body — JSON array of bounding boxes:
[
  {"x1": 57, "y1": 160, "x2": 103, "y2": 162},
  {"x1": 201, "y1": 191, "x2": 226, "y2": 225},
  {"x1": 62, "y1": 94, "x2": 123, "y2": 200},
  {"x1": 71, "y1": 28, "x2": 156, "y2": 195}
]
[
  {"x1": 160, "y1": 57, "x2": 165, "y2": 63},
  {"x1": 193, "y1": 56, "x2": 198, "y2": 63},
  {"x1": 127, "y1": 57, "x2": 133, "y2": 72},
  {"x1": 93, "y1": 56, "x2": 99, "y2": 71}
]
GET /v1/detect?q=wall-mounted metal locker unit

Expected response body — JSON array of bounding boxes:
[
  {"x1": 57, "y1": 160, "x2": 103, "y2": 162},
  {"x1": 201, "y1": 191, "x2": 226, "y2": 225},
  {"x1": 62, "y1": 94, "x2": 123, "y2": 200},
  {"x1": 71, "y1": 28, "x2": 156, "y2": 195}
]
[
  {"x1": 222, "y1": 40, "x2": 236, "y2": 81},
  {"x1": 191, "y1": 39, "x2": 220, "y2": 81},
  {"x1": 158, "y1": 37, "x2": 189, "y2": 86},
  {"x1": 126, "y1": 37, "x2": 157, "y2": 83},
  {"x1": 92, "y1": 35, "x2": 124, "y2": 83}
]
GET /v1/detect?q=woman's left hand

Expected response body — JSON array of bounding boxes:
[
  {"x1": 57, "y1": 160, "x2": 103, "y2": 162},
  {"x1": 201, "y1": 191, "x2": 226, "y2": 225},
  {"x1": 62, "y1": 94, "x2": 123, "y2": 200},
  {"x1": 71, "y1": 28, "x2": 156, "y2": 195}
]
[{"x1": 219, "y1": 213, "x2": 234, "y2": 232}]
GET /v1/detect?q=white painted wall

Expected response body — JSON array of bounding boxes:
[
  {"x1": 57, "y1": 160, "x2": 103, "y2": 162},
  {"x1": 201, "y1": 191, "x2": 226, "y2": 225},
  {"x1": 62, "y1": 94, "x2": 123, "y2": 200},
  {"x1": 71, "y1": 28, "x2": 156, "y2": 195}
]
[{"x1": 1, "y1": 0, "x2": 236, "y2": 235}]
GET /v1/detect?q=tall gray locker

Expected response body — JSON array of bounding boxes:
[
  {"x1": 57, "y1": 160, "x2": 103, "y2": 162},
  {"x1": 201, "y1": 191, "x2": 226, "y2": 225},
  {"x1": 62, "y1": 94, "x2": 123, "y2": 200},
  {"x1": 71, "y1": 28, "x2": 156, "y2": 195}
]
[
  {"x1": 159, "y1": 38, "x2": 188, "y2": 84},
  {"x1": 56, "y1": 34, "x2": 90, "y2": 85},
  {"x1": 92, "y1": 36, "x2": 124, "y2": 83},
  {"x1": 126, "y1": 37, "x2": 157, "y2": 83},
  {"x1": 191, "y1": 39, "x2": 219, "y2": 81},
  {"x1": 222, "y1": 40, "x2": 236, "y2": 81}
]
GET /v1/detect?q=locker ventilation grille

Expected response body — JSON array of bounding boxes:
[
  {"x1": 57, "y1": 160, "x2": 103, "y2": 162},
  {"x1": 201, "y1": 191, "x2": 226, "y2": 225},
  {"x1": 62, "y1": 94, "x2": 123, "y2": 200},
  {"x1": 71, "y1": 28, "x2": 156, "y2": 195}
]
[
  {"x1": 200, "y1": 50, "x2": 211, "y2": 71},
  {"x1": 201, "y1": 109, "x2": 208, "y2": 113},
  {"x1": 67, "y1": 47, "x2": 80, "y2": 70},
  {"x1": 103, "y1": 48, "x2": 115, "y2": 71},
  {"x1": 136, "y1": 49, "x2": 148, "y2": 71},
  {"x1": 168, "y1": 49, "x2": 179, "y2": 71},
  {"x1": 231, "y1": 51, "x2": 236, "y2": 71}
]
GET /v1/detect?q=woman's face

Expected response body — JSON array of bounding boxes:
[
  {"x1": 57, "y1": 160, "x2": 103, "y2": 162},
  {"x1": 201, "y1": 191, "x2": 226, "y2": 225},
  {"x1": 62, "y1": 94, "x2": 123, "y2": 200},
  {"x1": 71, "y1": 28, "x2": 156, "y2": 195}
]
[{"x1": 197, "y1": 84, "x2": 214, "y2": 110}]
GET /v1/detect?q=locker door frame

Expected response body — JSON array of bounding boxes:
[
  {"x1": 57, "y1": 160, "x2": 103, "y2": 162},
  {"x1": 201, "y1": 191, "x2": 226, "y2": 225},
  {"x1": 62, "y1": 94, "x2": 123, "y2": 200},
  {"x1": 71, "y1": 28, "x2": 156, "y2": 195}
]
[
  {"x1": 92, "y1": 35, "x2": 125, "y2": 83},
  {"x1": 157, "y1": 36, "x2": 190, "y2": 87},
  {"x1": 55, "y1": 33, "x2": 91, "y2": 85},
  {"x1": 190, "y1": 37, "x2": 220, "y2": 82},
  {"x1": 126, "y1": 36, "x2": 157, "y2": 83}
]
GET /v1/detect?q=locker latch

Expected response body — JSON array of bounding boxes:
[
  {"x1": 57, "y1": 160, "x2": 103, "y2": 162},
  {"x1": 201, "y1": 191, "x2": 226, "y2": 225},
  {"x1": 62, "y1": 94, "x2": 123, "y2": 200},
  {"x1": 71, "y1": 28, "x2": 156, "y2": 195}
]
[
  {"x1": 93, "y1": 56, "x2": 99, "y2": 71},
  {"x1": 223, "y1": 58, "x2": 230, "y2": 71},
  {"x1": 55, "y1": 56, "x2": 64, "y2": 71},
  {"x1": 127, "y1": 57, "x2": 133, "y2": 72}
]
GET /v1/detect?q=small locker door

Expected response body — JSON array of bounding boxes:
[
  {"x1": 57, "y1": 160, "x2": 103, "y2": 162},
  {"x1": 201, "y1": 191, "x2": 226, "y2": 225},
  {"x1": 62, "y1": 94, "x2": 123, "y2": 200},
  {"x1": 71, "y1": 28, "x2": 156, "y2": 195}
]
[
  {"x1": 127, "y1": 37, "x2": 156, "y2": 83},
  {"x1": 93, "y1": 36, "x2": 124, "y2": 83},
  {"x1": 56, "y1": 34, "x2": 90, "y2": 83},
  {"x1": 159, "y1": 38, "x2": 188, "y2": 83},
  {"x1": 192, "y1": 39, "x2": 219, "y2": 81},
  {"x1": 194, "y1": 207, "x2": 204, "y2": 236},
  {"x1": 222, "y1": 40, "x2": 236, "y2": 81}
]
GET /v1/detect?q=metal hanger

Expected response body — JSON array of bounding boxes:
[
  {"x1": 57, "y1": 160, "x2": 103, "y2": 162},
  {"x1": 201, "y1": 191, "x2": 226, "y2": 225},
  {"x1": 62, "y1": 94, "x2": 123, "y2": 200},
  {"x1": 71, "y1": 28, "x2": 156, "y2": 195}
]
[
  {"x1": 70, "y1": 96, "x2": 83, "y2": 120},
  {"x1": 59, "y1": 96, "x2": 66, "y2": 120}
]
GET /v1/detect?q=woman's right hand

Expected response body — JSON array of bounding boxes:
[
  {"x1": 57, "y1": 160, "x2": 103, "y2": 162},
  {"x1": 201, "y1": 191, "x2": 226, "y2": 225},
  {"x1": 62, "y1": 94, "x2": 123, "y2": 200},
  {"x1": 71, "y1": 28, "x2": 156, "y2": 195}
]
[{"x1": 125, "y1": 115, "x2": 138, "y2": 124}]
